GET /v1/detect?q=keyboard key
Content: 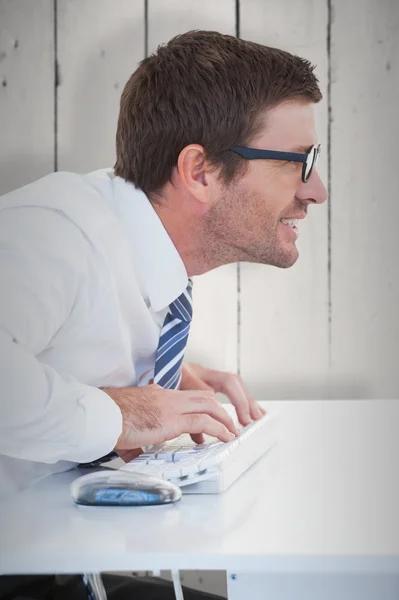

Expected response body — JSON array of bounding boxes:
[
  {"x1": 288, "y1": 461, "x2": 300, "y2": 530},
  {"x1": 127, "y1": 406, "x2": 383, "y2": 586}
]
[
  {"x1": 161, "y1": 464, "x2": 183, "y2": 480},
  {"x1": 120, "y1": 409, "x2": 276, "y2": 494},
  {"x1": 125, "y1": 460, "x2": 166, "y2": 474},
  {"x1": 192, "y1": 441, "x2": 223, "y2": 452},
  {"x1": 135, "y1": 453, "x2": 157, "y2": 463},
  {"x1": 178, "y1": 457, "x2": 203, "y2": 477},
  {"x1": 153, "y1": 446, "x2": 181, "y2": 461},
  {"x1": 173, "y1": 448, "x2": 204, "y2": 462}
]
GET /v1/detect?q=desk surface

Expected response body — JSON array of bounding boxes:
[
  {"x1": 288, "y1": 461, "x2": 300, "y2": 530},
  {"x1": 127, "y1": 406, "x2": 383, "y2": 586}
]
[{"x1": 1, "y1": 400, "x2": 399, "y2": 575}]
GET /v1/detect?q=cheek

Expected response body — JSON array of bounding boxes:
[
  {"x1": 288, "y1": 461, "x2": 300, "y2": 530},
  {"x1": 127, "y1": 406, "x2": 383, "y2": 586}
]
[
  {"x1": 250, "y1": 164, "x2": 296, "y2": 206},
  {"x1": 261, "y1": 177, "x2": 298, "y2": 220}
]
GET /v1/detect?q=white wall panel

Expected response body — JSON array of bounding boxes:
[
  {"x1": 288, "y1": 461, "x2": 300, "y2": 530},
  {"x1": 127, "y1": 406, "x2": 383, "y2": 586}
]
[
  {"x1": 57, "y1": 0, "x2": 144, "y2": 172},
  {"x1": 3, "y1": 1, "x2": 397, "y2": 400},
  {"x1": 148, "y1": 0, "x2": 238, "y2": 375},
  {"x1": 240, "y1": 0, "x2": 329, "y2": 399},
  {"x1": 331, "y1": 0, "x2": 399, "y2": 398},
  {"x1": 0, "y1": 0, "x2": 54, "y2": 195}
]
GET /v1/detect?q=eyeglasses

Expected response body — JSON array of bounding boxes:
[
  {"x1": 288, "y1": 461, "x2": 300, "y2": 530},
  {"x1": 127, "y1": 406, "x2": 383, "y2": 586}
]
[{"x1": 230, "y1": 144, "x2": 321, "y2": 183}]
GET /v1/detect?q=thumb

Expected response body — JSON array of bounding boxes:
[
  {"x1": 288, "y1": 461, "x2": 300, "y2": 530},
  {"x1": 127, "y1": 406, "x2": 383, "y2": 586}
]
[
  {"x1": 116, "y1": 448, "x2": 143, "y2": 463},
  {"x1": 190, "y1": 433, "x2": 205, "y2": 445}
]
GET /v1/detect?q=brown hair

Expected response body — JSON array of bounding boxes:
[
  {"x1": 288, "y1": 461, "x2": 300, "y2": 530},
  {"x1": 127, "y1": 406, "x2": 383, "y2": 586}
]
[{"x1": 114, "y1": 30, "x2": 322, "y2": 202}]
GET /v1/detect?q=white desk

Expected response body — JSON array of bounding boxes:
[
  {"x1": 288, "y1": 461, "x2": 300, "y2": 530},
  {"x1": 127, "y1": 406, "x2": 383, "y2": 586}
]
[{"x1": 1, "y1": 400, "x2": 399, "y2": 599}]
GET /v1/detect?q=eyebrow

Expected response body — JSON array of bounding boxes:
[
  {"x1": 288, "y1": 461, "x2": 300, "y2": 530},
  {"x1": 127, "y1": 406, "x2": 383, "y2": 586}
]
[{"x1": 289, "y1": 144, "x2": 315, "y2": 153}]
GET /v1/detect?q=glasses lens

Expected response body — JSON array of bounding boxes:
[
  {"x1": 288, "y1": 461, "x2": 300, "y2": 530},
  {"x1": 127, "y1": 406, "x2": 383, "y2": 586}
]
[{"x1": 304, "y1": 147, "x2": 316, "y2": 182}]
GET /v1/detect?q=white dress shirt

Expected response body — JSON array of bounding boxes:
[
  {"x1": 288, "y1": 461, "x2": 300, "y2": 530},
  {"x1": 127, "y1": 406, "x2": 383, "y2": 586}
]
[{"x1": 0, "y1": 168, "x2": 189, "y2": 497}]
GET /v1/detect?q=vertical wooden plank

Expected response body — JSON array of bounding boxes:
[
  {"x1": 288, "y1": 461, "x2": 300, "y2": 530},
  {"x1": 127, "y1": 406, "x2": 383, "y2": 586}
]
[
  {"x1": 148, "y1": 0, "x2": 238, "y2": 374},
  {"x1": 0, "y1": 0, "x2": 54, "y2": 195},
  {"x1": 240, "y1": 0, "x2": 329, "y2": 399},
  {"x1": 57, "y1": 0, "x2": 144, "y2": 173},
  {"x1": 331, "y1": 1, "x2": 399, "y2": 397}
]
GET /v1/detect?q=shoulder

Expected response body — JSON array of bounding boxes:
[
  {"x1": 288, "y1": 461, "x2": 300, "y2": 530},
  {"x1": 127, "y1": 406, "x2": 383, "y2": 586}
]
[{"x1": 0, "y1": 169, "x2": 117, "y2": 257}]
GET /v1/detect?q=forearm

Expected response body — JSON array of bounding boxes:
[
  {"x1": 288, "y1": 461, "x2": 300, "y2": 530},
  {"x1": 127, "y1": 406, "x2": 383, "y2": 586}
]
[{"x1": 0, "y1": 329, "x2": 122, "y2": 463}]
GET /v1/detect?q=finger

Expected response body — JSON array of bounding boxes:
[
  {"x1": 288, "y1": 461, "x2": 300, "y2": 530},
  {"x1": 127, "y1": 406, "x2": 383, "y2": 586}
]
[
  {"x1": 116, "y1": 448, "x2": 143, "y2": 463},
  {"x1": 231, "y1": 376, "x2": 264, "y2": 421},
  {"x1": 183, "y1": 366, "x2": 253, "y2": 425},
  {"x1": 182, "y1": 414, "x2": 236, "y2": 443},
  {"x1": 179, "y1": 391, "x2": 240, "y2": 436},
  {"x1": 224, "y1": 376, "x2": 264, "y2": 424},
  {"x1": 236, "y1": 384, "x2": 265, "y2": 421},
  {"x1": 190, "y1": 433, "x2": 205, "y2": 444},
  {"x1": 181, "y1": 364, "x2": 214, "y2": 392},
  {"x1": 219, "y1": 376, "x2": 252, "y2": 426},
  {"x1": 248, "y1": 396, "x2": 265, "y2": 420},
  {"x1": 198, "y1": 370, "x2": 252, "y2": 426}
]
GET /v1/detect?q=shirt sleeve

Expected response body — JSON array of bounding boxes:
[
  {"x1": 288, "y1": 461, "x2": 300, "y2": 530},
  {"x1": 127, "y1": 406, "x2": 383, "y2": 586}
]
[{"x1": 0, "y1": 207, "x2": 122, "y2": 464}]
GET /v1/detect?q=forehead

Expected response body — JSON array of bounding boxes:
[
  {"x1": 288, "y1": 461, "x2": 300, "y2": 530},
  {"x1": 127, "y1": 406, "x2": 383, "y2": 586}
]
[{"x1": 252, "y1": 100, "x2": 317, "y2": 150}]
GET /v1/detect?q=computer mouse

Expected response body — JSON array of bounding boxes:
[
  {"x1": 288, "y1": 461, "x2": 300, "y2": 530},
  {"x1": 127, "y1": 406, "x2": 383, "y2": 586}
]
[{"x1": 70, "y1": 470, "x2": 182, "y2": 506}]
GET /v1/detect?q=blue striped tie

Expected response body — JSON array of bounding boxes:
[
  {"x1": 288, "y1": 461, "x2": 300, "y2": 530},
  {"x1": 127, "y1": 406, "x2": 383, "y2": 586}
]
[{"x1": 153, "y1": 279, "x2": 193, "y2": 389}]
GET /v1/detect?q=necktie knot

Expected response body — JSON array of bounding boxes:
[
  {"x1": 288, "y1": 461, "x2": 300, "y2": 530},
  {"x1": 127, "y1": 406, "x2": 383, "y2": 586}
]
[{"x1": 168, "y1": 279, "x2": 193, "y2": 322}]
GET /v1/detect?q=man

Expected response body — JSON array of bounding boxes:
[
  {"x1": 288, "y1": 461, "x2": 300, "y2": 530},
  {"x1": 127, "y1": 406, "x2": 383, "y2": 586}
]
[{"x1": 0, "y1": 30, "x2": 326, "y2": 599}]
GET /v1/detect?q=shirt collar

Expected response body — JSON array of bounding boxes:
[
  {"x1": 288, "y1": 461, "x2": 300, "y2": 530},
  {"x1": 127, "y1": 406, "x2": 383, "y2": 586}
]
[{"x1": 110, "y1": 173, "x2": 189, "y2": 313}]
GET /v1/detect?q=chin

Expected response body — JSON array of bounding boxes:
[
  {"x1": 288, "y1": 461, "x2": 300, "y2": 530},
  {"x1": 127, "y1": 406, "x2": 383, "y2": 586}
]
[
  {"x1": 272, "y1": 245, "x2": 299, "y2": 269},
  {"x1": 248, "y1": 239, "x2": 299, "y2": 268}
]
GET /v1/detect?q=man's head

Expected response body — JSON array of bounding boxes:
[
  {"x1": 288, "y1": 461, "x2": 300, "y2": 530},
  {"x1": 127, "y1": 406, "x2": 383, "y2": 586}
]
[{"x1": 114, "y1": 30, "x2": 327, "y2": 274}]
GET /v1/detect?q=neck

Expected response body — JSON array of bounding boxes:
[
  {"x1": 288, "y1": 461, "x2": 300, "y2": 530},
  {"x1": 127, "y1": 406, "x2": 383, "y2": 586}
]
[{"x1": 152, "y1": 201, "x2": 234, "y2": 277}]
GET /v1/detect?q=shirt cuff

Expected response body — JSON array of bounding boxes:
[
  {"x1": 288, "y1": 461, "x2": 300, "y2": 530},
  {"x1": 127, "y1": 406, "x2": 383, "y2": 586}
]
[{"x1": 68, "y1": 386, "x2": 123, "y2": 463}]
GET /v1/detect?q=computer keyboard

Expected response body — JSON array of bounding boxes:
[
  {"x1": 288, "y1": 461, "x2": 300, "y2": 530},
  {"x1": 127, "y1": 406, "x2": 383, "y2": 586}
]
[{"x1": 120, "y1": 402, "x2": 277, "y2": 494}]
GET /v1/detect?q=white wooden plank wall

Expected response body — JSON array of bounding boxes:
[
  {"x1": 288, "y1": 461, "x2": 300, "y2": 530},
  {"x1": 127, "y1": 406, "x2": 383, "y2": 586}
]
[
  {"x1": 0, "y1": 0, "x2": 54, "y2": 194},
  {"x1": 330, "y1": 0, "x2": 399, "y2": 398},
  {"x1": 57, "y1": 0, "x2": 144, "y2": 172},
  {"x1": 240, "y1": 0, "x2": 329, "y2": 399},
  {"x1": 0, "y1": 0, "x2": 398, "y2": 400}
]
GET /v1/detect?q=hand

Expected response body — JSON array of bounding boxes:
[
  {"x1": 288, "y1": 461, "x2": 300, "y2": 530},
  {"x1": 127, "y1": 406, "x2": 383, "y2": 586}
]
[
  {"x1": 101, "y1": 384, "x2": 240, "y2": 452},
  {"x1": 180, "y1": 363, "x2": 266, "y2": 443}
]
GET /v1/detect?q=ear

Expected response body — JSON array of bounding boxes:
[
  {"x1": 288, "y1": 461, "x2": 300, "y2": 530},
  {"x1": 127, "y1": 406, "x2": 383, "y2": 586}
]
[{"x1": 176, "y1": 144, "x2": 213, "y2": 204}]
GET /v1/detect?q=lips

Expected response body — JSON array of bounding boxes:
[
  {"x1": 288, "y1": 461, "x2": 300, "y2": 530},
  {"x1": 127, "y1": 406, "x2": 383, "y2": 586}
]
[
  {"x1": 280, "y1": 213, "x2": 307, "y2": 220},
  {"x1": 280, "y1": 218, "x2": 299, "y2": 228}
]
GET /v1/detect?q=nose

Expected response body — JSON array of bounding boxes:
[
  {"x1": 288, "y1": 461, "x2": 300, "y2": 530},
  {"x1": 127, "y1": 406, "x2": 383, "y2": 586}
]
[{"x1": 296, "y1": 169, "x2": 327, "y2": 205}]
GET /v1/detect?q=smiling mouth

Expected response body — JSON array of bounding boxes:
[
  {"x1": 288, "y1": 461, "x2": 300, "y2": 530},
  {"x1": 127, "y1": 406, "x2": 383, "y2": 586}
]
[
  {"x1": 280, "y1": 218, "x2": 299, "y2": 229},
  {"x1": 280, "y1": 218, "x2": 299, "y2": 237}
]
